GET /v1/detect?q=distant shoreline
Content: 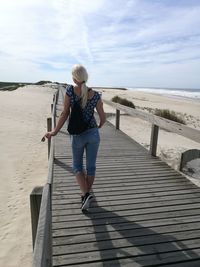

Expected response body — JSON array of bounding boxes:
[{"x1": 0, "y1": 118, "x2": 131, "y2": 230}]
[
  {"x1": 1, "y1": 81, "x2": 199, "y2": 101},
  {"x1": 93, "y1": 86, "x2": 127, "y2": 91},
  {"x1": 128, "y1": 87, "x2": 200, "y2": 101}
]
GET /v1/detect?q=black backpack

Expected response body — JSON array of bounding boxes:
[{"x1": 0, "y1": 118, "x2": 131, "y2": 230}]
[{"x1": 67, "y1": 88, "x2": 93, "y2": 135}]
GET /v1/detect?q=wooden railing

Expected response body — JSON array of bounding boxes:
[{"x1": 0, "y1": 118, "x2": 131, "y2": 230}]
[
  {"x1": 103, "y1": 99, "x2": 200, "y2": 156},
  {"x1": 31, "y1": 89, "x2": 59, "y2": 267}
]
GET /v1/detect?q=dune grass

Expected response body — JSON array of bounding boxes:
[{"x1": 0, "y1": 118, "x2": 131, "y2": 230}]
[
  {"x1": 0, "y1": 82, "x2": 31, "y2": 91},
  {"x1": 35, "y1": 80, "x2": 52, "y2": 85},
  {"x1": 112, "y1": 95, "x2": 135, "y2": 108},
  {"x1": 154, "y1": 109, "x2": 186, "y2": 124},
  {"x1": 0, "y1": 81, "x2": 53, "y2": 91},
  {"x1": 110, "y1": 98, "x2": 185, "y2": 124}
]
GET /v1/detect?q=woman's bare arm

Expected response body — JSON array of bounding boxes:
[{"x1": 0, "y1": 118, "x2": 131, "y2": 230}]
[
  {"x1": 96, "y1": 99, "x2": 106, "y2": 128},
  {"x1": 44, "y1": 94, "x2": 70, "y2": 139}
]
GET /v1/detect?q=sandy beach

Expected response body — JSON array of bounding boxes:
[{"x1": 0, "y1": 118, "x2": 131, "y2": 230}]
[
  {"x1": 0, "y1": 85, "x2": 200, "y2": 266},
  {"x1": 0, "y1": 85, "x2": 54, "y2": 267}
]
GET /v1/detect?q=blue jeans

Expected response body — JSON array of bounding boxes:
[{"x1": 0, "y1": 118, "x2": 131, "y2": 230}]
[{"x1": 71, "y1": 128, "x2": 100, "y2": 176}]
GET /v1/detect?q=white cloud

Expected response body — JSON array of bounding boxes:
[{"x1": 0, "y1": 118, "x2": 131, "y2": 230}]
[{"x1": 0, "y1": 0, "x2": 200, "y2": 88}]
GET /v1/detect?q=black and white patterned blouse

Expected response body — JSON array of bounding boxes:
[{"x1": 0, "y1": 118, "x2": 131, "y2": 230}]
[{"x1": 66, "y1": 85, "x2": 101, "y2": 129}]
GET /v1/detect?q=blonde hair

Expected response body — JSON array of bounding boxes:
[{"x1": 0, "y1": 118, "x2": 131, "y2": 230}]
[{"x1": 72, "y1": 64, "x2": 89, "y2": 108}]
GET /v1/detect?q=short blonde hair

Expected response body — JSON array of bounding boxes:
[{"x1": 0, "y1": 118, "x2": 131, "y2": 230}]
[{"x1": 72, "y1": 64, "x2": 89, "y2": 108}]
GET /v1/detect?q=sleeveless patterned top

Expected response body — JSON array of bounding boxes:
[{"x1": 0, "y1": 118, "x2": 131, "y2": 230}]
[{"x1": 66, "y1": 85, "x2": 101, "y2": 129}]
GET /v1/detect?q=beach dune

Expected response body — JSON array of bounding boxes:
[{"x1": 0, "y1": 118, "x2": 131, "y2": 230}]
[{"x1": 0, "y1": 85, "x2": 54, "y2": 267}]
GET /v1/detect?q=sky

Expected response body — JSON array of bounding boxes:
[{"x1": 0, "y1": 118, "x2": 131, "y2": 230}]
[{"x1": 0, "y1": 0, "x2": 200, "y2": 89}]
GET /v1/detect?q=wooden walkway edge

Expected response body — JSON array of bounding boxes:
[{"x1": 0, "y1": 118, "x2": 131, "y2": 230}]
[{"x1": 50, "y1": 87, "x2": 200, "y2": 267}]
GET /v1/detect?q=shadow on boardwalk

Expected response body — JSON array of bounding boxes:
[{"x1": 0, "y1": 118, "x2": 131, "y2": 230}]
[
  {"x1": 54, "y1": 158, "x2": 74, "y2": 174},
  {"x1": 84, "y1": 200, "x2": 200, "y2": 267}
]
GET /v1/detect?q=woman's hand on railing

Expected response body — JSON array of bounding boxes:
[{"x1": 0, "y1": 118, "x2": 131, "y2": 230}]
[{"x1": 41, "y1": 131, "x2": 56, "y2": 142}]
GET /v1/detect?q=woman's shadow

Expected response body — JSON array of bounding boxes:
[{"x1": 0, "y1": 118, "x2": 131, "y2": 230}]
[{"x1": 84, "y1": 198, "x2": 200, "y2": 267}]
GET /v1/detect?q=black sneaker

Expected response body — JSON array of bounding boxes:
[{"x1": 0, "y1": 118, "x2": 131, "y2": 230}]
[{"x1": 81, "y1": 193, "x2": 92, "y2": 211}]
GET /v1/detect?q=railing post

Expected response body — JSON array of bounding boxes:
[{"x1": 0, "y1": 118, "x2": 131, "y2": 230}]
[
  {"x1": 30, "y1": 186, "x2": 43, "y2": 249},
  {"x1": 150, "y1": 124, "x2": 159, "y2": 157},
  {"x1": 116, "y1": 109, "x2": 120, "y2": 130},
  {"x1": 47, "y1": 118, "x2": 52, "y2": 159}
]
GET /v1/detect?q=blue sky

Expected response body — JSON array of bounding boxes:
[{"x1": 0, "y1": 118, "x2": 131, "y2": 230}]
[{"x1": 0, "y1": 0, "x2": 200, "y2": 88}]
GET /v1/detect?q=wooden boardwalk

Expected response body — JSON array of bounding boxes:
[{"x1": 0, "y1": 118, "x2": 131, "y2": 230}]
[{"x1": 51, "y1": 89, "x2": 200, "y2": 267}]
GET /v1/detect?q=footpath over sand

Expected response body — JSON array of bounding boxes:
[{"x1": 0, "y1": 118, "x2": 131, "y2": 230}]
[{"x1": 33, "y1": 86, "x2": 200, "y2": 266}]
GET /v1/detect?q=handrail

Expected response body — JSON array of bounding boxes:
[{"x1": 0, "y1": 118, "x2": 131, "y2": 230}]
[
  {"x1": 32, "y1": 184, "x2": 51, "y2": 267},
  {"x1": 32, "y1": 88, "x2": 59, "y2": 267},
  {"x1": 104, "y1": 99, "x2": 200, "y2": 156}
]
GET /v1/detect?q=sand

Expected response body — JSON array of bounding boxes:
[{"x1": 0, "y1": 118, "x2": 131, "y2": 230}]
[
  {"x1": 0, "y1": 85, "x2": 200, "y2": 266},
  {"x1": 0, "y1": 85, "x2": 54, "y2": 267}
]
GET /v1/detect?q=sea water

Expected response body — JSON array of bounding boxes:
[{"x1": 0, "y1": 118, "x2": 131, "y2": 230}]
[{"x1": 127, "y1": 87, "x2": 200, "y2": 101}]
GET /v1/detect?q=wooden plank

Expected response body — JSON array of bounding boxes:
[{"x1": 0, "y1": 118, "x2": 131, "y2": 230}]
[
  {"x1": 52, "y1": 209, "x2": 200, "y2": 230},
  {"x1": 47, "y1": 117, "x2": 52, "y2": 158},
  {"x1": 53, "y1": 258, "x2": 200, "y2": 267},
  {"x1": 150, "y1": 124, "x2": 159, "y2": 156},
  {"x1": 53, "y1": 230, "x2": 200, "y2": 255},
  {"x1": 52, "y1": 203, "x2": 200, "y2": 221},
  {"x1": 52, "y1": 188, "x2": 200, "y2": 201},
  {"x1": 52, "y1": 188, "x2": 200, "y2": 205},
  {"x1": 52, "y1": 244, "x2": 200, "y2": 266},
  {"x1": 52, "y1": 183, "x2": 198, "y2": 195},
  {"x1": 52, "y1": 178, "x2": 192, "y2": 189},
  {"x1": 52, "y1": 193, "x2": 200, "y2": 207},
  {"x1": 52, "y1": 166, "x2": 175, "y2": 175},
  {"x1": 162, "y1": 260, "x2": 200, "y2": 267},
  {"x1": 33, "y1": 184, "x2": 52, "y2": 267},
  {"x1": 30, "y1": 186, "x2": 43, "y2": 249},
  {"x1": 52, "y1": 221, "x2": 200, "y2": 246},
  {"x1": 180, "y1": 149, "x2": 200, "y2": 171},
  {"x1": 52, "y1": 178, "x2": 193, "y2": 191},
  {"x1": 52, "y1": 174, "x2": 185, "y2": 185},
  {"x1": 52, "y1": 215, "x2": 200, "y2": 238},
  {"x1": 52, "y1": 195, "x2": 200, "y2": 210},
  {"x1": 52, "y1": 173, "x2": 184, "y2": 182},
  {"x1": 116, "y1": 109, "x2": 120, "y2": 129},
  {"x1": 53, "y1": 160, "x2": 169, "y2": 167}
]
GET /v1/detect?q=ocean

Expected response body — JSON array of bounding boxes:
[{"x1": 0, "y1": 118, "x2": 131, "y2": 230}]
[{"x1": 127, "y1": 87, "x2": 200, "y2": 101}]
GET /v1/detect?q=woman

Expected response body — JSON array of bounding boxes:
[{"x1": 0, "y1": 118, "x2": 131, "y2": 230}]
[{"x1": 44, "y1": 64, "x2": 106, "y2": 211}]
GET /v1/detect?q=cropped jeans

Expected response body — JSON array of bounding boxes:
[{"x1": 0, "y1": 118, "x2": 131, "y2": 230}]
[{"x1": 71, "y1": 128, "x2": 100, "y2": 176}]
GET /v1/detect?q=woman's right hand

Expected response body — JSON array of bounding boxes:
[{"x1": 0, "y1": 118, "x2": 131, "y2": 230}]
[{"x1": 41, "y1": 131, "x2": 56, "y2": 142}]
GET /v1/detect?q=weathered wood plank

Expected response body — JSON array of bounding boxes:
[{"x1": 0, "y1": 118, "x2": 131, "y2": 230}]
[
  {"x1": 52, "y1": 203, "x2": 200, "y2": 223},
  {"x1": 33, "y1": 184, "x2": 52, "y2": 267},
  {"x1": 53, "y1": 258, "x2": 200, "y2": 267},
  {"x1": 52, "y1": 221, "x2": 200, "y2": 246},
  {"x1": 52, "y1": 188, "x2": 200, "y2": 201},
  {"x1": 53, "y1": 230, "x2": 200, "y2": 255},
  {"x1": 52, "y1": 174, "x2": 185, "y2": 184},
  {"x1": 52, "y1": 178, "x2": 193, "y2": 191},
  {"x1": 52, "y1": 191, "x2": 200, "y2": 206},
  {"x1": 150, "y1": 124, "x2": 159, "y2": 156},
  {"x1": 52, "y1": 215, "x2": 200, "y2": 239},
  {"x1": 52, "y1": 183, "x2": 198, "y2": 196},
  {"x1": 30, "y1": 186, "x2": 43, "y2": 249},
  {"x1": 52, "y1": 209, "x2": 200, "y2": 230},
  {"x1": 52, "y1": 196, "x2": 200, "y2": 212},
  {"x1": 52, "y1": 244, "x2": 200, "y2": 266}
]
